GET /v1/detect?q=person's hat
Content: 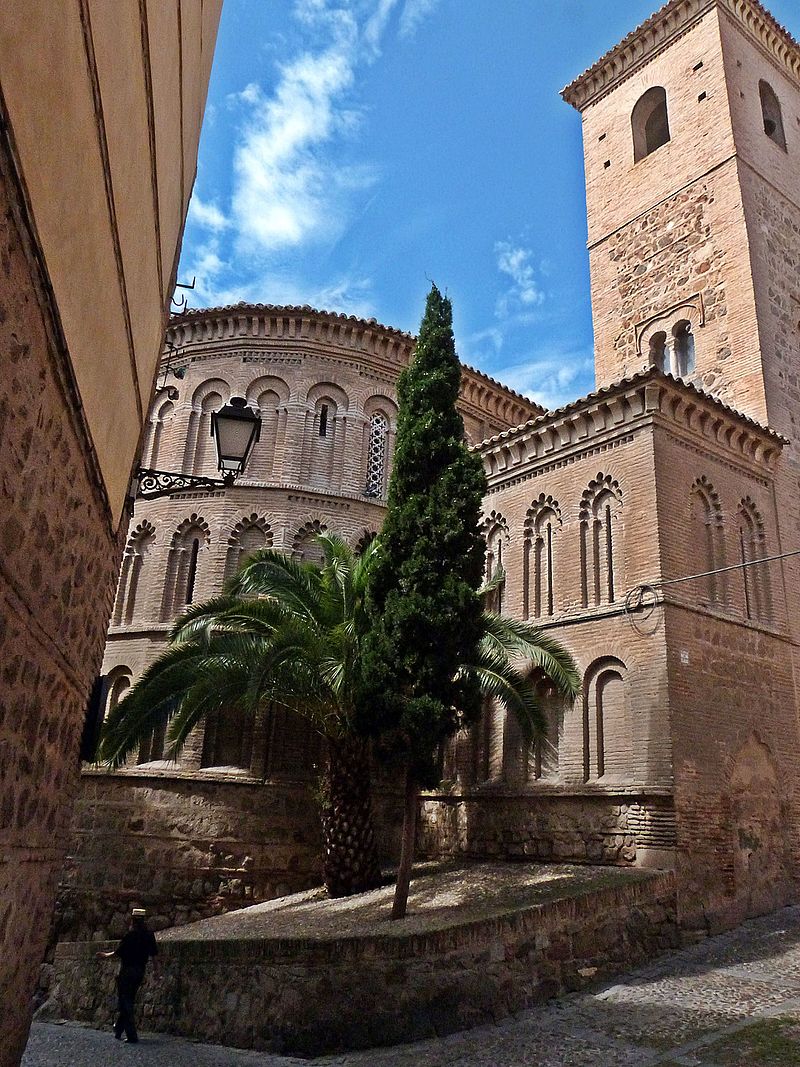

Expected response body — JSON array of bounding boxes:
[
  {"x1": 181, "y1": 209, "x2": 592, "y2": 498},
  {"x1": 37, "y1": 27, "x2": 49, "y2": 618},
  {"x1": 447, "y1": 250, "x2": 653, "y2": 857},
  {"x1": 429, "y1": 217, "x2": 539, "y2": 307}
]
[{"x1": 131, "y1": 908, "x2": 147, "y2": 918}]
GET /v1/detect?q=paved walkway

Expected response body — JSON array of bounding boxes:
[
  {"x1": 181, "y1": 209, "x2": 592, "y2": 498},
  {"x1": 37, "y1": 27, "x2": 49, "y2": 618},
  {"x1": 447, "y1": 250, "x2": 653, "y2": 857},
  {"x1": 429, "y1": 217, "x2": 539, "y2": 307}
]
[{"x1": 24, "y1": 905, "x2": 800, "y2": 1067}]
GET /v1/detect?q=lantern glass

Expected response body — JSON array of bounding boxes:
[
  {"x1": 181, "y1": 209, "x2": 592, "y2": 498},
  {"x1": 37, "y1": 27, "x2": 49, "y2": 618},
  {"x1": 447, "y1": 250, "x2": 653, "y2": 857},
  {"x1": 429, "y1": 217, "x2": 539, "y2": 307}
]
[{"x1": 211, "y1": 397, "x2": 261, "y2": 477}]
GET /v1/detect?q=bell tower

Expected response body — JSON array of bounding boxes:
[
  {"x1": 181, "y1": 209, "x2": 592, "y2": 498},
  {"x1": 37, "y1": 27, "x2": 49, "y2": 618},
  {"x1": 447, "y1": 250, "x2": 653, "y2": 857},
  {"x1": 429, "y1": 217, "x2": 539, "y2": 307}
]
[{"x1": 563, "y1": 0, "x2": 800, "y2": 444}]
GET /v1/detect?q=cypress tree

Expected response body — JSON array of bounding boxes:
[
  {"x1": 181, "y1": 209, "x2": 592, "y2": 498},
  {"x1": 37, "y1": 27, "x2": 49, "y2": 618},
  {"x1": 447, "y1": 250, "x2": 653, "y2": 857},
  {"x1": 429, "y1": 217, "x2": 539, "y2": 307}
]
[{"x1": 358, "y1": 284, "x2": 487, "y2": 918}]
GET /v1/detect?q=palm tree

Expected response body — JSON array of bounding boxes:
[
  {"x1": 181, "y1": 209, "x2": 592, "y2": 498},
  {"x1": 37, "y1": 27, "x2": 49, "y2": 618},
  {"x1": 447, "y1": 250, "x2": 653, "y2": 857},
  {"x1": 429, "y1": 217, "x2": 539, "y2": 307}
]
[
  {"x1": 100, "y1": 533, "x2": 384, "y2": 897},
  {"x1": 99, "y1": 539, "x2": 581, "y2": 904}
]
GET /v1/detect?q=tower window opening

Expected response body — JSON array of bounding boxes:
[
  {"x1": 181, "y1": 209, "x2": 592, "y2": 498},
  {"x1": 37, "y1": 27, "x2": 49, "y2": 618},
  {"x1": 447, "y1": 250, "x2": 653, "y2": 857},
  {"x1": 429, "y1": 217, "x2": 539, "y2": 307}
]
[
  {"x1": 632, "y1": 87, "x2": 670, "y2": 162},
  {"x1": 365, "y1": 412, "x2": 388, "y2": 497},
  {"x1": 185, "y1": 537, "x2": 200, "y2": 605},
  {"x1": 673, "y1": 321, "x2": 695, "y2": 377},
  {"x1": 649, "y1": 331, "x2": 668, "y2": 372},
  {"x1": 648, "y1": 321, "x2": 695, "y2": 378},
  {"x1": 759, "y1": 80, "x2": 786, "y2": 150},
  {"x1": 318, "y1": 403, "x2": 329, "y2": 437}
]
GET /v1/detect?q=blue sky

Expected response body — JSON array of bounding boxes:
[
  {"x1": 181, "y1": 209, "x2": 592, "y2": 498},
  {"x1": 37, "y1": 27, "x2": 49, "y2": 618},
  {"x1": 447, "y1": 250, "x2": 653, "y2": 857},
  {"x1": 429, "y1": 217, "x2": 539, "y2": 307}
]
[{"x1": 179, "y1": 0, "x2": 799, "y2": 410}]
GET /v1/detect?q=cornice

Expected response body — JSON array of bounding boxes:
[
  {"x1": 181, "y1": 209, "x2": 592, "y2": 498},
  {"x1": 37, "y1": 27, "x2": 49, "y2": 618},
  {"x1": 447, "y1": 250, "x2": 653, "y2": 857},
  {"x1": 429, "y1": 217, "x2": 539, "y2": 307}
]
[
  {"x1": 478, "y1": 368, "x2": 784, "y2": 488},
  {"x1": 562, "y1": 0, "x2": 800, "y2": 112},
  {"x1": 165, "y1": 304, "x2": 542, "y2": 430}
]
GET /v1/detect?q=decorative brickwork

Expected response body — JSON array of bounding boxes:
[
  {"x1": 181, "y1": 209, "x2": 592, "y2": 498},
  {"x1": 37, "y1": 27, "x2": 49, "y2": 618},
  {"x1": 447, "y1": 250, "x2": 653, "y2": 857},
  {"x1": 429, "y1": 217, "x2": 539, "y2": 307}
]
[
  {"x1": 57, "y1": 0, "x2": 800, "y2": 970},
  {"x1": 59, "y1": 307, "x2": 538, "y2": 934}
]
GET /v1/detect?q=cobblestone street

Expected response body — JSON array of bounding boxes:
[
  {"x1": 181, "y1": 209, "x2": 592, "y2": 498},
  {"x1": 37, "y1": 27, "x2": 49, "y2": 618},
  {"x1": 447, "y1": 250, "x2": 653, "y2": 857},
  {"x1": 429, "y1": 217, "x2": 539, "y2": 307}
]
[{"x1": 24, "y1": 905, "x2": 800, "y2": 1067}]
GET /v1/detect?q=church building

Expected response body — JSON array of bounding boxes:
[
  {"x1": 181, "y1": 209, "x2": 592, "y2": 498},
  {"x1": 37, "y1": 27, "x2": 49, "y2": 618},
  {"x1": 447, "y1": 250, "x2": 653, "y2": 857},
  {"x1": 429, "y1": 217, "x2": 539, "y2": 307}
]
[{"x1": 62, "y1": 0, "x2": 800, "y2": 942}]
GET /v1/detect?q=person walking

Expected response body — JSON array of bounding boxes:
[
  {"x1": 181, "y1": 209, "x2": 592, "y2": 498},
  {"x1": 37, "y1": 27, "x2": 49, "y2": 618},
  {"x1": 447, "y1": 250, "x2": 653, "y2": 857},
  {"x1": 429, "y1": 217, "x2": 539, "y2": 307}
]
[{"x1": 97, "y1": 907, "x2": 158, "y2": 1043}]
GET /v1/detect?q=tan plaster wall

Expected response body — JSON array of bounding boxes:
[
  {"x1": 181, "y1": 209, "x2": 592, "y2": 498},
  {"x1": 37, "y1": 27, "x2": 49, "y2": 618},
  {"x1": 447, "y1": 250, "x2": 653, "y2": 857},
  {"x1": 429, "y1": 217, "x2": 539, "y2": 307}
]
[{"x1": 0, "y1": 0, "x2": 223, "y2": 520}]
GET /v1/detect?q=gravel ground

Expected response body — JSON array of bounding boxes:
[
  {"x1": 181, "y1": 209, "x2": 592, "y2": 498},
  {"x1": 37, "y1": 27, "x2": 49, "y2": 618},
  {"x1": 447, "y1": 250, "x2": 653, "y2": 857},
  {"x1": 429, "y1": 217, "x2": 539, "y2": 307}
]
[
  {"x1": 159, "y1": 862, "x2": 646, "y2": 943},
  {"x1": 23, "y1": 905, "x2": 800, "y2": 1067}
]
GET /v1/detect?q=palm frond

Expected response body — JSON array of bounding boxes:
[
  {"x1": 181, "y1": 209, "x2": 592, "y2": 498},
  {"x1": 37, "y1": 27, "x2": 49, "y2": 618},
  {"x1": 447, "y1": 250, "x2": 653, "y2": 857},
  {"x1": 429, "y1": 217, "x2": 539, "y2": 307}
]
[{"x1": 480, "y1": 611, "x2": 581, "y2": 699}]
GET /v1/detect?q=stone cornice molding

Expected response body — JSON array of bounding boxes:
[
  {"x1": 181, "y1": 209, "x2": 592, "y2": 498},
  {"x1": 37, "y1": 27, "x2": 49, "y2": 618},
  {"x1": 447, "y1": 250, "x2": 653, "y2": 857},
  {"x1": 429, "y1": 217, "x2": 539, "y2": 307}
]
[
  {"x1": 562, "y1": 0, "x2": 800, "y2": 112},
  {"x1": 165, "y1": 304, "x2": 541, "y2": 432},
  {"x1": 479, "y1": 368, "x2": 784, "y2": 487}
]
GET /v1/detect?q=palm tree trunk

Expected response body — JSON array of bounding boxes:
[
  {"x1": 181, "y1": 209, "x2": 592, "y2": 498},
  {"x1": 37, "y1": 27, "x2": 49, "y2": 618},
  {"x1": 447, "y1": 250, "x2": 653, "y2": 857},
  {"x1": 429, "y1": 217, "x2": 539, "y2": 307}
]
[
  {"x1": 391, "y1": 766, "x2": 418, "y2": 920},
  {"x1": 319, "y1": 735, "x2": 382, "y2": 897}
]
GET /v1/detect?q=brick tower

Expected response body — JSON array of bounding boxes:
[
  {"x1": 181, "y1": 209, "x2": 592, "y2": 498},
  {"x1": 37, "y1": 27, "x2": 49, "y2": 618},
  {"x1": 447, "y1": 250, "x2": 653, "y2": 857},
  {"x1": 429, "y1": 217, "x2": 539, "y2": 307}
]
[
  {"x1": 559, "y1": 0, "x2": 800, "y2": 927},
  {"x1": 564, "y1": 0, "x2": 800, "y2": 438}
]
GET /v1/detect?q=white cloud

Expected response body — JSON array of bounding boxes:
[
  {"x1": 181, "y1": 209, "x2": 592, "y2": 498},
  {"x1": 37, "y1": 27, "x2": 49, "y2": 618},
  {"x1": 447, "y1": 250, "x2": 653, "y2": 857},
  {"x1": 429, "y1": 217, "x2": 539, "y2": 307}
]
[
  {"x1": 494, "y1": 349, "x2": 594, "y2": 411},
  {"x1": 187, "y1": 195, "x2": 228, "y2": 232},
  {"x1": 184, "y1": 234, "x2": 376, "y2": 318},
  {"x1": 399, "y1": 0, "x2": 441, "y2": 38},
  {"x1": 181, "y1": 0, "x2": 441, "y2": 318},
  {"x1": 364, "y1": 0, "x2": 401, "y2": 58},
  {"x1": 494, "y1": 241, "x2": 545, "y2": 318},
  {"x1": 231, "y1": 44, "x2": 362, "y2": 253},
  {"x1": 466, "y1": 326, "x2": 504, "y2": 354}
]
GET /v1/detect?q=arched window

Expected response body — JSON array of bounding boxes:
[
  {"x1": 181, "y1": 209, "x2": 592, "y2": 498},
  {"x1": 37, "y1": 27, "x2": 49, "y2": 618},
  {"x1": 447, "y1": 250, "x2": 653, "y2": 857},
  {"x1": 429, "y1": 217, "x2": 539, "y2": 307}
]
[
  {"x1": 293, "y1": 519, "x2": 328, "y2": 565},
  {"x1": 263, "y1": 704, "x2": 324, "y2": 779},
  {"x1": 632, "y1": 86, "x2": 670, "y2": 162},
  {"x1": 524, "y1": 495, "x2": 561, "y2": 620},
  {"x1": 355, "y1": 529, "x2": 378, "y2": 555},
  {"x1": 649, "y1": 331, "x2": 668, "y2": 372},
  {"x1": 738, "y1": 498, "x2": 771, "y2": 623},
  {"x1": 760, "y1": 80, "x2": 786, "y2": 150},
  {"x1": 113, "y1": 521, "x2": 156, "y2": 626},
  {"x1": 224, "y1": 515, "x2": 272, "y2": 580},
  {"x1": 363, "y1": 396, "x2": 397, "y2": 499},
  {"x1": 245, "y1": 376, "x2": 290, "y2": 482},
  {"x1": 582, "y1": 657, "x2": 628, "y2": 783},
  {"x1": 469, "y1": 696, "x2": 504, "y2": 785},
  {"x1": 691, "y1": 478, "x2": 725, "y2": 607},
  {"x1": 104, "y1": 667, "x2": 166, "y2": 767},
  {"x1": 639, "y1": 299, "x2": 703, "y2": 378},
  {"x1": 482, "y1": 513, "x2": 509, "y2": 614},
  {"x1": 304, "y1": 384, "x2": 349, "y2": 490},
  {"x1": 525, "y1": 677, "x2": 563, "y2": 783},
  {"x1": 108, "y1": 665, "x2": 167, "y2": 765},
  {"x1": 105, "y1": 669, "x2": 132, "y2": 718},
  {"x1": 673, "y1": 320, "x2": 695, "y2": 377},
  {"x1": 365, "y1": 412, "x2": 389, "y2": 498},
  {"x1": 161, "y1": 515, "x2": 210, "y2": 620},
  {"x1": 184, "y1": 379, "x2": 228, "y2": 475},
  {"x1": 580, "y1": 475, "x2": 623, "y2": 608},
  {"x1": 144, "y1": 395, "x2": 175, "y2": 470}
]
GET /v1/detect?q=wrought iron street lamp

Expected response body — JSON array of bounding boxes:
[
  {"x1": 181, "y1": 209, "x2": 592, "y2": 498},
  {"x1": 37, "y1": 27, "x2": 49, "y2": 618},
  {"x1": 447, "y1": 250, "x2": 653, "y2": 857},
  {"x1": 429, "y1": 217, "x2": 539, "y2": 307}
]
[{"x1": 135, "y1": 396, "x2": 261, "y2": 500}]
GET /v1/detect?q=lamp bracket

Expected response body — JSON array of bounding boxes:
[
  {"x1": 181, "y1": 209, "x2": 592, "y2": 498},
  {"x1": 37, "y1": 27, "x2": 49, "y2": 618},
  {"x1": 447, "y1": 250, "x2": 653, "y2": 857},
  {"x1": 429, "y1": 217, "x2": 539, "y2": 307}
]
[{"x1": 136, "y1": 468, "x2": 234, "y2": 500}]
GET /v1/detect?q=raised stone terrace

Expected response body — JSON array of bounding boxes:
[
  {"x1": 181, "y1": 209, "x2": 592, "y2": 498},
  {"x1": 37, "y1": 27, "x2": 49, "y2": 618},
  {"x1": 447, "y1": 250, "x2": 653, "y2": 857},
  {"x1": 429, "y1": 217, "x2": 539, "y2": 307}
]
[{"x1": 45, "y1": 861, "x2": 678, "y2": 1056}]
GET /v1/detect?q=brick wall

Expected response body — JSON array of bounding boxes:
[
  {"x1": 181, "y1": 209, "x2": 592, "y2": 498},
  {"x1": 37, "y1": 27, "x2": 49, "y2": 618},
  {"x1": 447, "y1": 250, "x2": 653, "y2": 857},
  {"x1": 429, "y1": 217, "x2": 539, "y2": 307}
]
[{"x1": 0, "y1": 134, "x2": 123, "y2": 1064}]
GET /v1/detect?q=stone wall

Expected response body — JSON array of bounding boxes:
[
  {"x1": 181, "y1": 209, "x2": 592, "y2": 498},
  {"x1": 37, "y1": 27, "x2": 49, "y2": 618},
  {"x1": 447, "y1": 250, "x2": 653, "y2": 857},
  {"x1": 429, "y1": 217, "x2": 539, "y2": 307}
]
[
  {"x1": 47, "y1": 871, "x2": 677, "y2": 1056},
  {"x1": 55, "y1": 772, "x2": 404, "y2": 944},
  {"x1": 418, "y1": 792, "x2": 676, "y2": 869}
]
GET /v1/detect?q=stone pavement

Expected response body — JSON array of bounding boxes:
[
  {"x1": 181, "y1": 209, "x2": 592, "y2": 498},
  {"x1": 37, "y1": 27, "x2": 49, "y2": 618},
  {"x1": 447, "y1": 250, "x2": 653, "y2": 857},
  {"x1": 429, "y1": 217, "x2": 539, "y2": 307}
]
[{"x1": 24, "y1": 904, "x2": 800, "y2": 1067}]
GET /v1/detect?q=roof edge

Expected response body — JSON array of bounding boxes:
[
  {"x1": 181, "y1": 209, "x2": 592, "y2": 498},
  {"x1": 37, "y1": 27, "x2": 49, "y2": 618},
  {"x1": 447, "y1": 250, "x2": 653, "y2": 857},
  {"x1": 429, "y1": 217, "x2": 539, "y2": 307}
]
[
  {"x1": 166, "y1": 303, "x2": 543, "y2": 414},
  {"x1": 476, "y1": 366, "x2": 786, "y2": 451},
  {"x1": 562, "y1": 0, "x2": 800, "y2": 112}
]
